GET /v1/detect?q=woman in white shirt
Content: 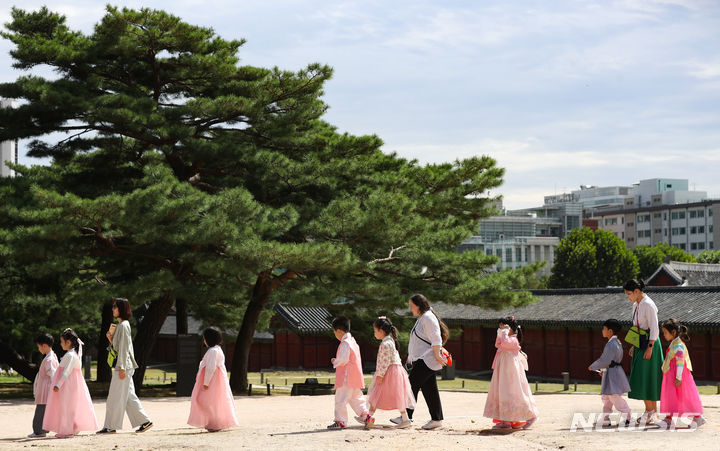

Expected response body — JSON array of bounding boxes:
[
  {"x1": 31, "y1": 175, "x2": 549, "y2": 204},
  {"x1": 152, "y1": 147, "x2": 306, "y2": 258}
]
[
  {"x1": 398, "y1": 294, "x2": 449, "y2": 430},
  {"x1": 624, "y1": 279, "x2": 663, "y2": 424}
]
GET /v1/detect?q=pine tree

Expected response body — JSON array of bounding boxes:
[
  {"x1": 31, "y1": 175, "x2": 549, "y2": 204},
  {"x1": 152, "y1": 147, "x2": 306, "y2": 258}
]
[{"x1": 0, "y1": 6, "x2": 541, "y2": 391}]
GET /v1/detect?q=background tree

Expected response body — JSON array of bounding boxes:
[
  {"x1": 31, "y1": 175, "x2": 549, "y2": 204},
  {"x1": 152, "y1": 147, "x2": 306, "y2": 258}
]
[
  {"x1": 633, "y1": 242, "x2": 696, "y2": 280},
  {"x1": 697, "y1": 250, "x2": 720, "y2": 264},
  {"x1": 549, "y1": 227, "x2": 639, "y2": 288},
  {"x1": 0, "y1": 6, "x2": 543, "y2": 391}
]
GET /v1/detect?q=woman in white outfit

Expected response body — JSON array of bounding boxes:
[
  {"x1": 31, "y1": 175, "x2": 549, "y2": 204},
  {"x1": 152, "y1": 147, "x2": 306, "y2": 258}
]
[
  {"x1": 391, "y1": 293, "x2": 449, "y2": 430},
  {"x1": 97, "y1": 298, "x2": 153, "y2": 434}
]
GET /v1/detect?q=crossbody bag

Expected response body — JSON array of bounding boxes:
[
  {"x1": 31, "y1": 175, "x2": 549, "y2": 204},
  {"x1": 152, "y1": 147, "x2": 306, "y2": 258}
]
[
  {"x1": 410, "y1": 323, "x2": 453, "y2": 368},
  {"x1": 624, "y1": 304, "x2": 649, "y2": 350}
]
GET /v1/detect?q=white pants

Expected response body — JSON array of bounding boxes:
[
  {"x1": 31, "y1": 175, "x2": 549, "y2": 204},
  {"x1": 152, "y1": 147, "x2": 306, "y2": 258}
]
[
  {"x1": 601, "y1": 394, "x2": 631, "y2": 421},
  {"x1": 104, "y1": 368, "x2": 151, "y2": 430},
  {"x1": 334, "y1": 386, "x2": 368, "y2": 424}
]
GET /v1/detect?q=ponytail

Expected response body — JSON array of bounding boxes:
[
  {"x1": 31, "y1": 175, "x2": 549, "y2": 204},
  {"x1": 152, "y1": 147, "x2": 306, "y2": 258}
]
[
  {"x1": 374, "y1": 316, "x2": 399, "y2": 350},
  {"x1": 679, "y1": 325, "x2": 690, "y2": 343}
]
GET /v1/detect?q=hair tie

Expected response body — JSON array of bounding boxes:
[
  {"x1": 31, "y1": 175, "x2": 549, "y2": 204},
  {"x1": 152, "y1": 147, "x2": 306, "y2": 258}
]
[
  {"x1": 77, "y1": 338, "x2": 84, "y2": 358},
  {"x1": 378, "y1": 316, "x2": 387, "y2": 320}
]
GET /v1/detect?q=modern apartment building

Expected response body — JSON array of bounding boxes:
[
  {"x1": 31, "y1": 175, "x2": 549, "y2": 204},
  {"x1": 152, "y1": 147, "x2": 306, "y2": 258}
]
[
  {"x1": 594, "y1": 201, "x2": 719, "y2": 254},
  {"x1": 458, "y1": 212, "x2": 559, "y2": 276}
]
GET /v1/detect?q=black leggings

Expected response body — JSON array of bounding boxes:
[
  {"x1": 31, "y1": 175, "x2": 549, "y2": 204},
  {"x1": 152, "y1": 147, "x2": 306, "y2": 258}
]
[{"x1": 406, "y1": 359, "x2": 443, "y2": 421}]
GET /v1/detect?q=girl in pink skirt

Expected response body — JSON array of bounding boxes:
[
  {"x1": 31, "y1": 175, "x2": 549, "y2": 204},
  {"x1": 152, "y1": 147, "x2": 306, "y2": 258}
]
[
  {"x1": 43, "y1": 329, "x2": 98, "y2": 438},
  {"x1": 365, "y1": 316, "x2": 416, "y2": 429},
  {"x1": 188, "y1": 327, "x2": 238, "y2": 432},
  {"x1": 483, "y1": 316, "x2": 538, "y2": 429},
  {"x1": 659, "y1": 318, "x2": 706, "y2": 428}
]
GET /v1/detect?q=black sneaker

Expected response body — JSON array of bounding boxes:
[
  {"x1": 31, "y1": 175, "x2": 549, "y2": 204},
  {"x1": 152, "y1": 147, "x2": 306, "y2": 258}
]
[
  {"x1": 96, "y1": 428, "x2": 116, "y2": 434},
  {"x1": 136, "y1": 422, "x2": 153, "y2": 433}
]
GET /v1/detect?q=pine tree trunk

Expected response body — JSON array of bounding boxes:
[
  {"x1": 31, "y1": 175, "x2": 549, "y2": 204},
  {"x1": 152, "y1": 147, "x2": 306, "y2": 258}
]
[
  {"x1": 229, "y1": 275, "x2": 272, "y2": 394},
  {"x1": 176, "y1": 297, "x2": 188, "y2": 335},
  {"x1": 0, "y1": 340, "x2": 36, "y2": 381},
  {"x1": 132, "y1": 295, "x2": 174, "y2": 390},
  {"x1": 96, "y1": 300, "x2": 114, "y2": 382}
]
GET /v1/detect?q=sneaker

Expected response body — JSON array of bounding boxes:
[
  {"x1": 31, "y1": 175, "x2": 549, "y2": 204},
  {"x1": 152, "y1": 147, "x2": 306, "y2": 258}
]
[
  {"x1": 395, "y1": 419, "x2": 412, "y2": 429},
  {"x1": 421, "y1": 420, "x2": 442, "y2": 430},
  {"x1": 136, "y1": 421, "x2": 153, "y2": 433},
  {"x1": 390, "y1": 416, "x2": 413, "y2": 424},
  {"x1": 55, "y1": 433, "x2": 73, "y2": 438},
  {"x1": 691, "y1": 417, "x2": 707, "y2": 428},
  {"x1": 636, "y1": 411, "x2": 656, "y2": 425},
  {"x1": 27, "y1": 433, "x2": 46, "y2": 438},
  {"x1": 364, "y1": 415, "x2": 375, "y2": 430},
  {"x1": 96, "y1": 428, "x2": 116, "y2": 434},
  {"x1": 327, "y1": 421, "x2": 346, "y2": 430},
  {"x1": 354, "y1": 415, "x2": 365, "y2": 425}
]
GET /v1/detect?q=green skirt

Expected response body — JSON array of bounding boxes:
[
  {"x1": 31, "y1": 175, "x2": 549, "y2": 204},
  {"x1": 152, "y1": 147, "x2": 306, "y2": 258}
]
[{"x1": 628, "y1": 339, "x2": 664, "y2": 401}]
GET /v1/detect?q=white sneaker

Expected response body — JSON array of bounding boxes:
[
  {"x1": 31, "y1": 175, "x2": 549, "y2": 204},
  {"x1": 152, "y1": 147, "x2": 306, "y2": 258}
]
[
  {"x1": 395, "y1": 419, "x2": 413, "y2": 429},
  {"x1": 421, "y1": 420, "x2": 442, "y2": 430},
  {"x1": 390, "y1": 416, "x2": 412, "y2": 424},
  {"x1": 354, "y1": 415, "x2": 365, "y2": 425},
  {"x1": 691, "y1": 417, "x2": 707, "y2": 428}
]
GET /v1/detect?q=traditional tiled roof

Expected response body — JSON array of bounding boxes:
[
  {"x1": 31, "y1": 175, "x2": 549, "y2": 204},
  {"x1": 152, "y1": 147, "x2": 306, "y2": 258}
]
[
  {"x1": 647, "y1": 261, "x2": 720, "y2": 287},
  {"x1": 159, "y1": 313, "x2": 272, "y2": 342},
  {"x1": 271, "y1": 286, "x2": 720, "y2": 334},
  {"x1": 273, "y1": 304, "x2": 333, "y2": 335},
  {"x1": 435, "y1": 286, "x2": 720, "y2": 330}
]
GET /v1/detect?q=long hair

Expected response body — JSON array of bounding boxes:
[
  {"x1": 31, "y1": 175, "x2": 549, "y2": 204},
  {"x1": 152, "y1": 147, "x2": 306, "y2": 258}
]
[
  {"x1": 373, "y1": 316, "x2": 399, "y2": 350},
  {"x1": 409, "y1": 294, "x2": 449, "y2": 344},
  {"x1": 499, "y1": 316, "x2": 524, "y2": 344},
  {"x1": 661, "y1": 318, "x2": 690, "y2": 344}
]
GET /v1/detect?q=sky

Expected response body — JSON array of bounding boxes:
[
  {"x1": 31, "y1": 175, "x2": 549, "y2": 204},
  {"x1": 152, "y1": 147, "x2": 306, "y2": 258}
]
[{"x1": 2, "y1": 0, "x2": 720, "y2": 209}]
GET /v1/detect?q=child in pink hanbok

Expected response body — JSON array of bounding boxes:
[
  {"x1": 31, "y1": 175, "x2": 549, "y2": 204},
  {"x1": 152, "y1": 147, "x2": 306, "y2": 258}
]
[
  {"x1": 659, "y1": 318, "x2": 706, "y2": 428},
  {"x1": 43, "y1": 329, "x2": 98, "y2": 438},
  {"x1": 365, "y1": 316, "x2": 416, "y2": 430},
  {"x1": 483, "y1": 316, "x2": 538, "y2": 429},
  {"x1": 188, "y1": 327, "x2": 238, "y2": 432},
  {"x1": 328, "y1": 316, "x2": 371, "y2": 430},
  {"x1": 28, "y1": 333, "x2": 59, "y2": 438}
]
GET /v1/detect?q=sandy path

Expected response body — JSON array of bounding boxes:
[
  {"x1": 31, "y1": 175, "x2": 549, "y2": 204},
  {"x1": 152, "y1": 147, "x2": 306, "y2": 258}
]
[{"x1": 0, "y1": 391, "x2": 718, "y2": 450}]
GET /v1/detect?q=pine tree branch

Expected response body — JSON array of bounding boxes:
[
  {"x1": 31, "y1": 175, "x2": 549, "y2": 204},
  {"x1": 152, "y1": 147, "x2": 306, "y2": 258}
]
[{"x1": 369, "y1": 245, "x2": 406, "y2": 264}]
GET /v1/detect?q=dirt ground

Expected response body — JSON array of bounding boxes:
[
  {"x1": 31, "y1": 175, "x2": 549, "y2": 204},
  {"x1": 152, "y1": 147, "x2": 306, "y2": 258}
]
[{"x1": 0, "y1": 391, "x2": 718, "y2": 450}]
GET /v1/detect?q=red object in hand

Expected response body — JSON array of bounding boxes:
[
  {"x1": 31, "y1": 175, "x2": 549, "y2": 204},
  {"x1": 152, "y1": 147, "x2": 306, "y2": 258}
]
[{"x1": 441, "y1": 348, "x2": 452, "y2": 367}]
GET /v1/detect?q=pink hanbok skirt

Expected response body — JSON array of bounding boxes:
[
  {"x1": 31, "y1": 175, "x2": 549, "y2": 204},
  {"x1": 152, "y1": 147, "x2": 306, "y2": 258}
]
[
  {"x1": 367, "y1": 364, "x2": 416, "y2": 411},
  {"x1": 42, "y1": 368, "x2": 98, "y2": 435},
  {"x1": 483, "y1": 351, "x2": 538, "y2": 423},
  {"x1": 660, "y1": 358, "x2": 704, "y2": 417},
  {"x1": 188, "y1": 366, "x2": 239, "y2": 430}
]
